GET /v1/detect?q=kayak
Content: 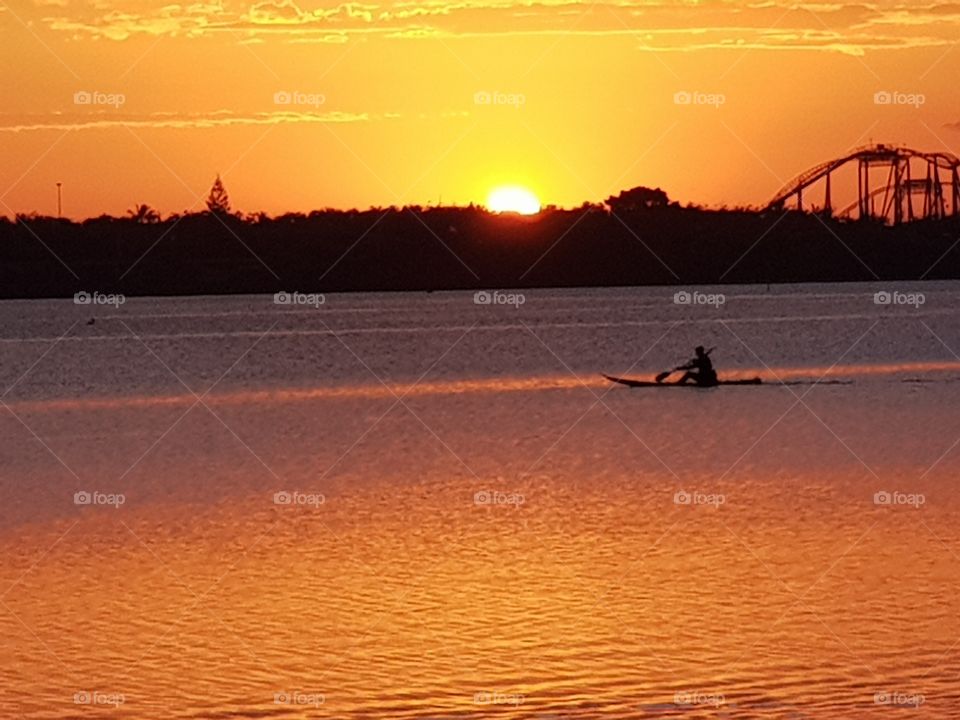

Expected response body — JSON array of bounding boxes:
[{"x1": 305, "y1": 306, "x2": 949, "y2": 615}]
[{"x1": 603, "y1": 374, "x2": 762, "y2": 388}]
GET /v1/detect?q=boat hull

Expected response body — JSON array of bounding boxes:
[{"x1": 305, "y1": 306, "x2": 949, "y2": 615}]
[{"x1": 603, "y1": 374, "x2": 762, "y2": 388}]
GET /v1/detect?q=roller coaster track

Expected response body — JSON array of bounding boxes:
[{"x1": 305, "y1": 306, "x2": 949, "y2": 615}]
[{"x1": 764, "y1": 144, "x2": 960, "y2": 224}]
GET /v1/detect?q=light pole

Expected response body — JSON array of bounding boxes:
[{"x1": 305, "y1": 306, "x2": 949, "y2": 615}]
[{"x1": 56, "y1": 182, "x2": 62, "y2": 218}]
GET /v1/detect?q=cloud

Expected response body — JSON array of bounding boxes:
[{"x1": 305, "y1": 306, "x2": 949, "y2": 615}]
[
  {"x1": 25, "y1": 0, "x2": 960, "y2": 52},
  {"x1": 246, "y1": 0, "x2": 310, "y2": 24},
  {"x1": 46, "y1": 9, "x2": 211, "y2": 39},
  {"x1": 0, "y1": 110, "x2": 371, "y2": 133}
]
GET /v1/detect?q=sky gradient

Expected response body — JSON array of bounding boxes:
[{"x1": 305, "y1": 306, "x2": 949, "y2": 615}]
[{"x1": 2, "y1": 0, "x2": 960, "y2": 217}]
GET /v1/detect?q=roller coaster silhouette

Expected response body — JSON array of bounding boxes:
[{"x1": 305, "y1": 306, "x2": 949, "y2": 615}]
[{"x1": 764, "y1": 144, "x2": 960, "y2": 225}]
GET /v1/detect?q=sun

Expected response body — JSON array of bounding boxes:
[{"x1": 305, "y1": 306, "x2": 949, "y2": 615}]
[{"x1": 486, "y1": 186, "x2": 541, "y2": 215}]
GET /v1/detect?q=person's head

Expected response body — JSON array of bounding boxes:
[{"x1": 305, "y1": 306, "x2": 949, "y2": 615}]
[{"x1": 695, "y1": 345, "x2": 706, "y2": 356}]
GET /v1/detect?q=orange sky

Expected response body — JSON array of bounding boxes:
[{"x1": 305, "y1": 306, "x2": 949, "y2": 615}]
[{"x1": 2, "y1": 0, "x2": 960, "y2": 218}]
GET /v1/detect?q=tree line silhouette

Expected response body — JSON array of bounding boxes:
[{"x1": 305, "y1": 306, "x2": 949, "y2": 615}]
[{"x1": 2, "y1": 177, "x2": 958, "y2": 298}]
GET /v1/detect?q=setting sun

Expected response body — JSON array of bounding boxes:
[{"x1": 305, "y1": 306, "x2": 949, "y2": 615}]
[{"x1": 486, "y1": 186, "x2": 542, "y2": 215}]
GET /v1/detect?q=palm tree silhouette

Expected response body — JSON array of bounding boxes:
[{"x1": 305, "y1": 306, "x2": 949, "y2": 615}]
[{"x1": 127, "y1": 204, "x2": 161, "y2": 224}]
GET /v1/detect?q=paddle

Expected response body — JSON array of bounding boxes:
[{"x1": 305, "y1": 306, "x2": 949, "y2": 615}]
[
  {"x1": 655, "y1": 368, "x2": 678, "y2": 383},
  {"x1": 655, "y1": 347, "x2": 716, "y2": 383}
]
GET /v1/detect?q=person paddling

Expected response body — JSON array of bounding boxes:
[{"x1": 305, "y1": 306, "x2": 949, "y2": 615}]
[{"x1": 658, "y1": 346, "x2": 717, "y2": 386}]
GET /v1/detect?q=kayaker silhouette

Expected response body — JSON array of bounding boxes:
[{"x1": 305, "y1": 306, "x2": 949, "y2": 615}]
[
  {"x1": 657, "y1": 346, "x2": 717, "y2": 386},
  {"x1": 603, "y1": 346, "x2": 762, "y2": 388}
]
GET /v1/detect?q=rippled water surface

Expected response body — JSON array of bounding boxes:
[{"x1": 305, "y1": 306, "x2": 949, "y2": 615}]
[{"x1": 2, "y1": 284, "x2": 960, "y2": 718}]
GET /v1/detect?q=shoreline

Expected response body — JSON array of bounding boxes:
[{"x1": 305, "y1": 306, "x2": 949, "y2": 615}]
[{"x1": 1, "y1": 276, "x2": 959, "y2": 303}]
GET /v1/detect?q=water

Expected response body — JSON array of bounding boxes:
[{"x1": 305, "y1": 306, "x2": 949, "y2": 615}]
[{"x1": 2, "y1": 283, "x2": 960, "y2": 718}]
